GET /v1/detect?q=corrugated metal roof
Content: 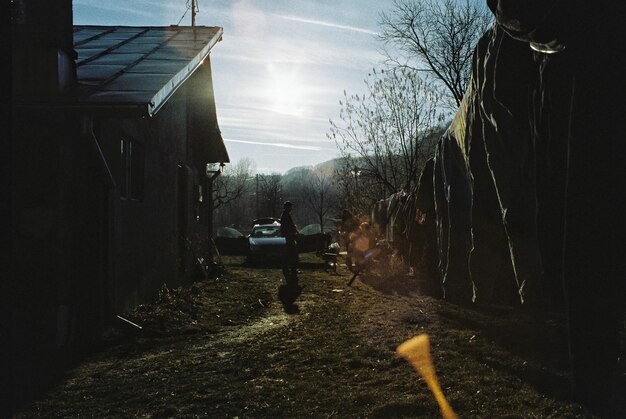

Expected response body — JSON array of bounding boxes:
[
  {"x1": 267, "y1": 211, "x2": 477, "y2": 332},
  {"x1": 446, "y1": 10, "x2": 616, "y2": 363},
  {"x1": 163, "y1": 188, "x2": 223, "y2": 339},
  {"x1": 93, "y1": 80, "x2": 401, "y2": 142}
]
[{"x1": 70, "y1": 25, "x2": 223, "y2": 117}]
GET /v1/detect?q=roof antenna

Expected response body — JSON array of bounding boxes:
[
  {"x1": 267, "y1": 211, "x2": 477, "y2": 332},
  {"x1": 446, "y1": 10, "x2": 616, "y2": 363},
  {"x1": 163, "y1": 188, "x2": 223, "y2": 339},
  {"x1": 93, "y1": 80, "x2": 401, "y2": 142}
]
[
  {"x1": 191, "y1": 0, "x2": 198, "y2": 27},
  {"x1": 176, "y1": 0, "x2": 199, "y2": 26}
]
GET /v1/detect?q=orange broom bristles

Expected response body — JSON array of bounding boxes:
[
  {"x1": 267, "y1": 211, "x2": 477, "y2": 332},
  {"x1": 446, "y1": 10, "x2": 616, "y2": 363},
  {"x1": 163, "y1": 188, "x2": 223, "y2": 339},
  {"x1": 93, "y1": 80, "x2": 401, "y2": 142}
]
[{"x1": 397, "y1": 334, "x2": 458, "y2": 419}]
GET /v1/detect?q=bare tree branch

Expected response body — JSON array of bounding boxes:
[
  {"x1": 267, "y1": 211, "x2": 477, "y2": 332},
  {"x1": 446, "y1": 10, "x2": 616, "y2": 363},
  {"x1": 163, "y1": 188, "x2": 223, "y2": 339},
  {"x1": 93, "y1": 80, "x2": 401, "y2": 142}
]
[
  {"x1": 257, "y1": 173, "x2": 283, "y2": 217},
  {"x1": 329, "y1": 68, "x2": 443, "y2": 215},
  {"x1": 213, "y1": 158, "x2": 254, "y2": 210},
  {"x1": 379, "y1": 0, "x2": 492, "y2": 109},
  {"x1": 302, "y1": 170, "x2": 338, "y2": 233}
]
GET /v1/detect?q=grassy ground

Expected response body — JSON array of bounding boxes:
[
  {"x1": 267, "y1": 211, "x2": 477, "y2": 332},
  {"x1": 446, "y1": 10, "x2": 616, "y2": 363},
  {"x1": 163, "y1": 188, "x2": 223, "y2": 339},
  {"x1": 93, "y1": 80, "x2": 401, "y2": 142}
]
[{"x1": 16, "y1": 254, "x2": 601, "y2": 418}]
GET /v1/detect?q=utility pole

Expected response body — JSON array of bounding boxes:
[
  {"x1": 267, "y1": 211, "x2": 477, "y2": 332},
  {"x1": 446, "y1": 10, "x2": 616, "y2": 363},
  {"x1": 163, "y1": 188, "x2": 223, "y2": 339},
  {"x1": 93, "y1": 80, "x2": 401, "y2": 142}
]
[
  {"x1": 191, "y1": 0, "x2": 197, "y2": 27},
  {"x1": 255, "y1": 174, "x2": 259, "y2": 219}
]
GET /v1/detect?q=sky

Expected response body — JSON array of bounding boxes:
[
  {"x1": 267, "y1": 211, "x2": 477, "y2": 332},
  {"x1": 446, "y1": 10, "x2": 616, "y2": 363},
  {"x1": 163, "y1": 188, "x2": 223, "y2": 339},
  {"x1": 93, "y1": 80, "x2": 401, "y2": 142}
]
[{"x1": 73, "y1": 0, "x2": 394, "y2": 173}]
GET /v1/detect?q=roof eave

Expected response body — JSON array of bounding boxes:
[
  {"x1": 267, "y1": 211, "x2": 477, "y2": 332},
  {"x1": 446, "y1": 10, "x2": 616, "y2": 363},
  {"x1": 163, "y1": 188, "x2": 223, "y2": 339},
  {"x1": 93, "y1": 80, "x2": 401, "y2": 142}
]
[{"x1": 148, "y1": 27, "x2": 223, "y2": 117}]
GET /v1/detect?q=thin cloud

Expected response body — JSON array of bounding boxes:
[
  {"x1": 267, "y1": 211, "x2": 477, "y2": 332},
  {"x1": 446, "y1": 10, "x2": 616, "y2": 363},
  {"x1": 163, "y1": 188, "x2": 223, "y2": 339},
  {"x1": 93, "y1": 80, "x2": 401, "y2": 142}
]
[
  {"x1": 224, "y1": 139, "x2": 322, "y2": 151},
  {"x1": 212, "y1": 53, "x2": 312, "y2": 65},
  {"x1": 276, "y1": 14, "x2": 378, "y2": 35},
  {"x1": 73, "y1": 0, "x2": 154, "y2": 18}
]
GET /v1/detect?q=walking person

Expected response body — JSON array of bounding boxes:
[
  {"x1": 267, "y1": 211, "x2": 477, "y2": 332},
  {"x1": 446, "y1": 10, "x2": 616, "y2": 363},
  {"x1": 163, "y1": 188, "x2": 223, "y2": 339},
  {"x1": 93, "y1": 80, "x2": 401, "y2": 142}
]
[{"x1": 280, "y1": 201, "x2": 299, "y2": 286}]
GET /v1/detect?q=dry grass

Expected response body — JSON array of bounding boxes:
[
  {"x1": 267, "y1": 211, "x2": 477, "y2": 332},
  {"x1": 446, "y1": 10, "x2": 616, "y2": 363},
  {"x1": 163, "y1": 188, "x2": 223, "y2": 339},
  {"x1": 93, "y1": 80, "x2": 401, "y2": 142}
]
[{"x1": 16, "y1": 254, "x2": 597, "y2": 418}]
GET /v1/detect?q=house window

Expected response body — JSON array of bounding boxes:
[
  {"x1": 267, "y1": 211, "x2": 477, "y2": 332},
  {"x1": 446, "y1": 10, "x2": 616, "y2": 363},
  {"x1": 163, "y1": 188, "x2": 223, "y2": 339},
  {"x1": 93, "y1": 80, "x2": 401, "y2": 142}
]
[{"x1": 120, "y1": 138, "x2": 145, "y2": 201}]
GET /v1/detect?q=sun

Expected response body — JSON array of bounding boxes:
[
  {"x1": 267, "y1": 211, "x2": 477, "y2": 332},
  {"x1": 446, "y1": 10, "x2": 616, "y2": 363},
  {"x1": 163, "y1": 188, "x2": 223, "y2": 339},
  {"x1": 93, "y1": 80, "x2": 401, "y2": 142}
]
[{"x1": 265, "y1": 64, "x2": 307, "y2": 116}]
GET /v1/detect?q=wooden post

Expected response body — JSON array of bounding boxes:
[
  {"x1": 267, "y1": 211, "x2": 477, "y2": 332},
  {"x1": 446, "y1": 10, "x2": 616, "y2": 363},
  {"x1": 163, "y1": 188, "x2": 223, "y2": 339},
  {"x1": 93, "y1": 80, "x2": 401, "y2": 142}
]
[{"x1": 191, "y1": 0, "x2": 197, "y2": 27}]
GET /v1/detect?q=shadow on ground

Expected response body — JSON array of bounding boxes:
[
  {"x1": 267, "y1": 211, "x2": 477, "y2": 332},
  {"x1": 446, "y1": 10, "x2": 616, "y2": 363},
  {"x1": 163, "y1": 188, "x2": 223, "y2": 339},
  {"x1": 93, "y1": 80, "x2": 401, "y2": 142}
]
[{"x1": 428, "y1": 301, "x2": 572, "y2": 401}]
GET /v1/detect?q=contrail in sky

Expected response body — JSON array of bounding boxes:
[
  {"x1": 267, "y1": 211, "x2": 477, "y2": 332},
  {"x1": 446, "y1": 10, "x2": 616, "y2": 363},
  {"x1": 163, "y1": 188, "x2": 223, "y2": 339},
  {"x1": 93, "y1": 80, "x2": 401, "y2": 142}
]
[
  {"x1": 225, "y1": 139, "x2": 322, "y2": 151},
  {"x1": 277, "y1": 15, "x2": 378, "y2": 35}
]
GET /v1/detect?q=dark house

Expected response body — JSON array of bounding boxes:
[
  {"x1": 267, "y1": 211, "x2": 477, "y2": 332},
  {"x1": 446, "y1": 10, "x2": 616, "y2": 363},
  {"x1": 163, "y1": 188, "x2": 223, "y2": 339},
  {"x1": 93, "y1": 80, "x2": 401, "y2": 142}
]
[{"x1": 9, "y1": 0, "x2": 229, "y2": 404}]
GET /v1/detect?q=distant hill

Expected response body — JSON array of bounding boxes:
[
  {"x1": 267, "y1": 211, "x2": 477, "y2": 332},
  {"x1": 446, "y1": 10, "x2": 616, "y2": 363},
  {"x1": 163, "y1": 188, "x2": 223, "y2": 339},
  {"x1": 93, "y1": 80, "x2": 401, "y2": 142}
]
[
  {"x1": 314, "y1": 158, "x2": 341, "y2": 174},
  {"x1": 283, "y1": 157, "x2": 342, "y2": 181},
  {"x1": 283, "y1": 122, "x2": 447, "y2": 181}
]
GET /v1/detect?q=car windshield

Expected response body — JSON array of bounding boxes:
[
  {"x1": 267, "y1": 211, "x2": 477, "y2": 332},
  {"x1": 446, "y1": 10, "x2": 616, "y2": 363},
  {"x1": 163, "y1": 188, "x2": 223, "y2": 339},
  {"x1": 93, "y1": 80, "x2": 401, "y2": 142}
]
[{"x1": 251, "y1": 225, "x2": 281, "y2": 238}]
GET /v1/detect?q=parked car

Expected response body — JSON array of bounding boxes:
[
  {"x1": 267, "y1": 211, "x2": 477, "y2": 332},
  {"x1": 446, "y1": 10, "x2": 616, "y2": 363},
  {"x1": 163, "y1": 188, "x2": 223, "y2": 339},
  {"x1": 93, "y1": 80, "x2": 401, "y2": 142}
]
[
  {"x1": 217, "y1": 220, "x2": 334, "y2": 261},
  {"x1": 297, "y1": 223, "x2": 332, "y2": 253},
  {"x1": 248, "y1": 221, "x2": 285, "y2": 260},
  {"x1": 214, "y1": 226, "x2": 248, "y2": 255},
  {"x1": 251, "y1": 217, "x2": 280, "y2": 226},
  {"x1": 248, "y1": 221, "x2": 332, "y2": 258}
]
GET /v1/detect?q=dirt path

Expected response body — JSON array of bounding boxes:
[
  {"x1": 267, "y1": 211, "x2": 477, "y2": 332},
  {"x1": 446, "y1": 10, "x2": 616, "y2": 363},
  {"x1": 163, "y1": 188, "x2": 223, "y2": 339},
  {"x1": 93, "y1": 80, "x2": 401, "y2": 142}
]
[{"x1": 16, "y1": 255, "x2": 598, "y2": 418}]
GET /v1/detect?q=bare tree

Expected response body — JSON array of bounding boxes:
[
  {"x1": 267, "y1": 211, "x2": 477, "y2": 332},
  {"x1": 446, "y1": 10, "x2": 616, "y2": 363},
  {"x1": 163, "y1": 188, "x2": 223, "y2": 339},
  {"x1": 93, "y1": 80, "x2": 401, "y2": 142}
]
[
  {"x1": 379, "y1": 0, "x2": 492, "y2": 108},
  {"x1": 281, "y1": 167, "x2": 313, "y2": 224},
  {"x1": 302, "y1": 169, "x2": 338, "y2": 233},
  {"x1": 257, "y1": 173, "x2": 283, "y2": 217},
  {"x1": 334, "y1": 157, "x2": 385, "y2": 218},
  {"x1": 329, "y1": 67, "x2": 443, "y2": 209},
  {"x1": 213, "y1": 158, "x2": 254, "y2": 210}
]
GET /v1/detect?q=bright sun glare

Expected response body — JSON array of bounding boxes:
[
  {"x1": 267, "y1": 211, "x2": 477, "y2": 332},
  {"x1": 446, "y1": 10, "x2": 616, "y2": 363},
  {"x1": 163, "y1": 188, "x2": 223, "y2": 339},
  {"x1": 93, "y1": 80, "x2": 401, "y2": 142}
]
[{"x1": 265, "y1": 64, "x2": 307, "y2": 117}]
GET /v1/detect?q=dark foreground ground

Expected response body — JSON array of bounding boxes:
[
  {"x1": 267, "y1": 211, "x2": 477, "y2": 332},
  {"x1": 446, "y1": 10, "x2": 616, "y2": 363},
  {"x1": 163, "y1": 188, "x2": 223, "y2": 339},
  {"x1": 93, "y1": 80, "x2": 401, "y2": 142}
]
[{"x1": 15, "y1": 254, "x2": 617, "y2": 417}]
